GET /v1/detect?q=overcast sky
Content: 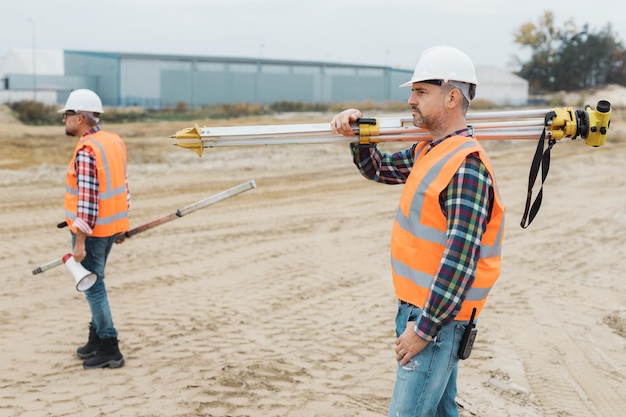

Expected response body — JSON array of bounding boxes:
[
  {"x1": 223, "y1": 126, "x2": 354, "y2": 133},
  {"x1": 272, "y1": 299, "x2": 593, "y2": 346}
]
[{"x1": 2, "y1": 0, "x2": 625, "y2": 72}]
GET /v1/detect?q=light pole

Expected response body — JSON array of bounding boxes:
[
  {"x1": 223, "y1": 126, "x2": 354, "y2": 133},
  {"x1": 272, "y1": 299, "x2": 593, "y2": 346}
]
[
  {"x1": 28, "y1": 18, "x2": 36, "y2": 101},
  {"x1": 256, "y1": 43, "x2": 265, "y2": 103}
]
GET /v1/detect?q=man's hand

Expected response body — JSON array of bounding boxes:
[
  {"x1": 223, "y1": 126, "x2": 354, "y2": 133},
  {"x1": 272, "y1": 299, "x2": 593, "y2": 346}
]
[
  {"x1": 330, "y1": 108, "x2": 362, "y2": 137},
  {"x1": 72, "y1": 230, "x2": 87, "y2": 262},
  {"x1": 114, "y1": 232, "x2": 127, "y2": 244},
  {"x1": 395, "y1": 321, "x2": 429, "y2": 366}
]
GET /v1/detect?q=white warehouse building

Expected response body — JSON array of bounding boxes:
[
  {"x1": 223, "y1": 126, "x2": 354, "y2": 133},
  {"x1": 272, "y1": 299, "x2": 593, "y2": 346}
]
[{"x1": 475, "y1": 65, "x2": 529, "y2": 106}]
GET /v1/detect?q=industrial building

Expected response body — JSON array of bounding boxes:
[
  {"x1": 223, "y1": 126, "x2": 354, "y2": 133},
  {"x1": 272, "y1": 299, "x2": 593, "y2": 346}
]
[{"x1": 0, "y1": 49, "x2": 528, "y2": 108}]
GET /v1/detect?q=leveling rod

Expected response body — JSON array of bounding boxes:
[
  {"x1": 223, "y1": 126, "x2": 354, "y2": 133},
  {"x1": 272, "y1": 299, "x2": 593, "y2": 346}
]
[
  {"x1": 172, "y1": 101, "x2": 611, "y2": 156},
  {"x1": 31, "y1": 180, "x2": 257, "y2": 275}
]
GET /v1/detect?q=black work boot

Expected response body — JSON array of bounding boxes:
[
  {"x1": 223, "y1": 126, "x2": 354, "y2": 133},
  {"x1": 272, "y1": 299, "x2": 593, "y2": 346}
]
[
  {"x1": 82, "y1": 337, "x2": 125, "y2": 369},
  {"x1": 76, "y1": 322, "x2": 101, "y2": 359}
]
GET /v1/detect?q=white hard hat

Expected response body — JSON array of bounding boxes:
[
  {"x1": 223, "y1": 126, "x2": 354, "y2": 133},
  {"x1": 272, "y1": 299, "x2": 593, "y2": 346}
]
[
  {"x1": 58, "y1": 89, "x2": 104, "y2": 114},
  {"x1": 400, "y1": 45, "x2": 479, "y2": 88}
]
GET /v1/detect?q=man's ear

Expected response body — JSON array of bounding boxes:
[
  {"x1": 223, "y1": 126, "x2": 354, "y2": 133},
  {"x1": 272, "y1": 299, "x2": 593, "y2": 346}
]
[{"x1": 446, "y1": 88, "x2": 462, "y2": 109}]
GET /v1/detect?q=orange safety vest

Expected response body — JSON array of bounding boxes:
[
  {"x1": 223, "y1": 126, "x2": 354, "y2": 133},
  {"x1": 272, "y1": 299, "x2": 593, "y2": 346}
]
[
  {"x1": 390, "y1": 136, "x2": 505, "y2": 321},
  {"x1": 65, "y1": 130, "x2": 129, "y2": 237}
]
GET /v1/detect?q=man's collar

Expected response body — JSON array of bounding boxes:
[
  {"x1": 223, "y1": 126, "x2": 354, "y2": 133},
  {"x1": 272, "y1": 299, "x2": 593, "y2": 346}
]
[
  {"x1": 82, "y1": 125, "x2": 102, "y2": 137},
  {"x1": 429, "y1": 126, "x2": 475, "y2": 148}
]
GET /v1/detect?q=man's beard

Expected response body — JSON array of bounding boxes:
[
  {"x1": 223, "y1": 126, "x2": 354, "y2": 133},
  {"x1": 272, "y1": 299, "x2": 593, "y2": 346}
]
[{"x1": 412, "y1": 107, "x2": 444, "y2": 132}]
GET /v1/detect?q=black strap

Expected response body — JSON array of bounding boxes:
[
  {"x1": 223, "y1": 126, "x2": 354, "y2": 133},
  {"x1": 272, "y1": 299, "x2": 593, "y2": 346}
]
[{"x1": 520, "y1": 127, "x2": 556, "y2": 228}]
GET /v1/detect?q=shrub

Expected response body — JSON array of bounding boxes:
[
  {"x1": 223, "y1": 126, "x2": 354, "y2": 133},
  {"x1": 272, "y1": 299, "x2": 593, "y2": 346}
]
[{"x1": 8, "y1": 100, "x2": 59, "y2": 125}]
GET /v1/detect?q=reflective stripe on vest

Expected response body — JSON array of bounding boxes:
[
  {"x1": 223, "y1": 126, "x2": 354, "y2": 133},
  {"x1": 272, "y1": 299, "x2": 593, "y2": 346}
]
[
  {"x1": 65, "y1": 130, "x2": 129, "y2": 237},
  {"x1": 390, "y1": 136, "x2": 505, "y2": 321}
]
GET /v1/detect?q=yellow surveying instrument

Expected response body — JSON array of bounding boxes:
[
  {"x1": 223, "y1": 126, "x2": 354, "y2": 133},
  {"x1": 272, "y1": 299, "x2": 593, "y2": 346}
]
[
  {"x1": 171, "y1": 101, "x2": 611, "y2": 227},
  {"x1": 544, "y1": 100, "x2": 611, "y2": 145}
]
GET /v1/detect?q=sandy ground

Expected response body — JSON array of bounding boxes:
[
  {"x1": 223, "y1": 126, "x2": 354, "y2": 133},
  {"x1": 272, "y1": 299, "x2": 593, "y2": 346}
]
[{"x1": 0, "y1": 105, "x2": 625, "y2": 417}]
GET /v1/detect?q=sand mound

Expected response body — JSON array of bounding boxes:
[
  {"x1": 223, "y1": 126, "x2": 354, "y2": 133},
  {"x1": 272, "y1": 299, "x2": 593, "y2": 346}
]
[{"x1": 0, "y1": 105, "x2": 19, "y2": 124}]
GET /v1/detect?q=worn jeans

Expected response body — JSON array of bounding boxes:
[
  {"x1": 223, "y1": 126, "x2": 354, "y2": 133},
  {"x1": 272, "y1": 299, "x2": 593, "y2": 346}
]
[
  {"x1": 388, "y1": 302, "x2": 468, "y2": 417},
  {"x1": 71, "y1": 233, "x2": 118, "y2": 339}
]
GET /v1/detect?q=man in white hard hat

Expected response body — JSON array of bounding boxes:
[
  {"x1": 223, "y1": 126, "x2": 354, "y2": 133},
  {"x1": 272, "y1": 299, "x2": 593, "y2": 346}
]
[
  {"x1": 331, "y1": 46, "x2": 505, "y2": 416},
  {"x1": 59, "y1": 89, "x2": 129, "y2": 369}
]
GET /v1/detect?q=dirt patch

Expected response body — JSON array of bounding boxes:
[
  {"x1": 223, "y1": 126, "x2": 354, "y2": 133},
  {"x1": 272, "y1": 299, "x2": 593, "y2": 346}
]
[{"x1": 604, "y1": 311, "x2": 626, "y2": 338}]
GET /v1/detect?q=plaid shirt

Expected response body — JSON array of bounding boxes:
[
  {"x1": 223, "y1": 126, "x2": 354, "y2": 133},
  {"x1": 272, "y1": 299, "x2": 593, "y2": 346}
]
[
  {"x1": 351, "y1": 127, "x2": 494, "y2": 340},
  {"x1": 72, "y1": 126, "x2": 130, "y2": 235}
]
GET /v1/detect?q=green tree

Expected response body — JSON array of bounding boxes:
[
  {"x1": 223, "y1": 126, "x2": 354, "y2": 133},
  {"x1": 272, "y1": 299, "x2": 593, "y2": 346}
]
[
  {"x1": 556, "y1": 24, "x2": 626, "y2": 90},
  {"x1": 514, "y1": 11, "x2": 577, "y2": 91},
  {"x1": 514, "y1": 11, "x2": 626, "y2": 91}
]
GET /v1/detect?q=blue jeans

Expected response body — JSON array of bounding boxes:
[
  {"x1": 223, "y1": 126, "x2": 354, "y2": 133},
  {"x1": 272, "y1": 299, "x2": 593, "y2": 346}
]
[
  {"x1": 71, "y1": 233, "x2": 118, "y2": 339},
  {"x1": 388, "y1": 302, "x2": 468, "y2": 417}
]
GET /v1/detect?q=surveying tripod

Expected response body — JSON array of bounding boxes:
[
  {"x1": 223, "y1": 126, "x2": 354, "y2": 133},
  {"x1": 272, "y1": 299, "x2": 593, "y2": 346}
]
[
  {"x1": 171, "y1": 101, "x2": 611, "y2": 156},
  {"x1": 171, "y1": 101, "x2": 612, "y2": 228}
]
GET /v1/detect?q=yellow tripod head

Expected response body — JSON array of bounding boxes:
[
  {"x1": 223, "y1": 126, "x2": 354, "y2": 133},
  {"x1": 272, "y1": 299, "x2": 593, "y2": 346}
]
[{"x1": 546, "y1": 100, "x2": 611, "y2": 146}]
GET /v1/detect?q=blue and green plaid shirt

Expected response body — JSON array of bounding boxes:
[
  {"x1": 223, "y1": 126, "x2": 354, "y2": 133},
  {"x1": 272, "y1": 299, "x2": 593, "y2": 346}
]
[{"x1": 351, "y1": 127, "x2": 494, "y2": 340}]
